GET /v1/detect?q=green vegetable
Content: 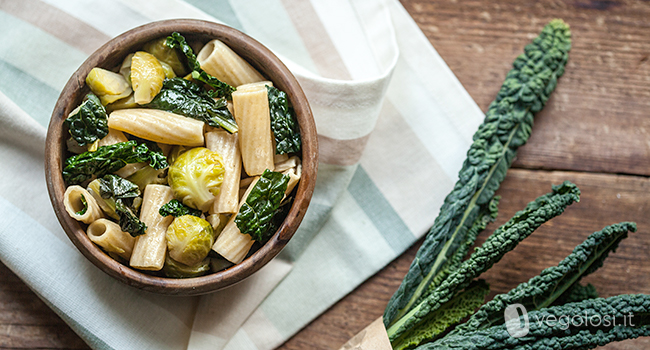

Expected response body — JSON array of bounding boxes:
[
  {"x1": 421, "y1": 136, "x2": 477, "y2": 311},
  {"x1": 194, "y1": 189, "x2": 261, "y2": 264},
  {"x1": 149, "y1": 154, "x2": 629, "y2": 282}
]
[
  {"x1": 143, "y1": 37, "x2": 188, "y2": 77},
  {"x1": 167, "y1": 147, "x2": 225, "y2": 212},
  {"x1": 159, "y1": 199, "x2": 202, "y2": 218},
  {"x1": 115, "y1": 199, "x2": 147, "y2": 237},
  {"x1": 384, "y1": 18, "x2": 572, "y2": 329},
  {"x1": 235, "y1": 169, "x2": 289, "y2": 242},
  {"x1": 63, "y1": 140, "x2": 168, "y2": 185},
  {"x1": 75, "y1": 194, "x2": 88, "y2": 216},
  {"x1": 165, "y1": 32, "x2": 235, "y2": 98},
  {"x1": 162, "y1": 255, "x2": 210, "y2": 278},
  {"x1": 386, "y1": 181, "x2": 581, "y2": 345},
  {"x1": 267, "y1": 85, "x2": 301, "y2": 154},
  {"x1": 125, "y1": 165, "x2": 167, "y2": 192},
  {"x1": 453, "y1": 222, "x2": 636, "y2": 334},
  {"x1": 166, "y1": 215, "x2": 215, "y2": 266},
  {"x1": 146, "y1": 77, "x2": 238, "y2": 133},
  {"x1": 98, "y1": 174, "x2": 140, "y2": 203},
  {"x1": 64, "y1": 93, "x2": 108, "y2": 147},
  {"x1": 417, "y1": 294, "x2": 650, "y2": 350}
]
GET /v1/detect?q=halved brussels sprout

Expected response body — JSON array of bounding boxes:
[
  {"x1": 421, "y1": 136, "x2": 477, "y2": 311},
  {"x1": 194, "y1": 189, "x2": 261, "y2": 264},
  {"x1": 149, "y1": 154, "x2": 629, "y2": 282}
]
[
  {"x1": 85, "y1": 67, "x2": 132, "y2": 105},
  {"x1": 130, "y1": 51, "x2": 165, "y2": 104},
  {"x1": 143, "y1": 37, "x2": 188, "y2": 77},
  {"x1": 166, "y1": 215, "x2": 215, "y2": 266},
  {"x1": 168, "y1": 147, "x2": 225, "y2": 212},
  {"x1": 162, "y1": 255, "x2": 210, "y2": 278}
]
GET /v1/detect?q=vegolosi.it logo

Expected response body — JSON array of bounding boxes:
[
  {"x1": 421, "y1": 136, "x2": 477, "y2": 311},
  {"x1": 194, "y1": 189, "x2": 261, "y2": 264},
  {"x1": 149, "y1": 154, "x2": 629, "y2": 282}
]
[{"x1": 504, "y1": 303, "x2": 637, "y2": 338}]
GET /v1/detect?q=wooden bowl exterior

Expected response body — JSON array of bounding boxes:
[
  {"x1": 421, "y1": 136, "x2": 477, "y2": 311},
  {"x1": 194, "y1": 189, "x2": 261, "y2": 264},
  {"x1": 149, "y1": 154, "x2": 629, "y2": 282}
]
[{"x1": 45, "y1": 19, "x2": 317, "y2": 295}]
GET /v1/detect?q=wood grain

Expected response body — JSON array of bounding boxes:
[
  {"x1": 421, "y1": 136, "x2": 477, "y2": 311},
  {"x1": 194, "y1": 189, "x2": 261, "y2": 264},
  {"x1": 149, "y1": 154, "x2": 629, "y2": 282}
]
[{"x1": 2, "y1": 0, "x2": 650, "y2": 349}]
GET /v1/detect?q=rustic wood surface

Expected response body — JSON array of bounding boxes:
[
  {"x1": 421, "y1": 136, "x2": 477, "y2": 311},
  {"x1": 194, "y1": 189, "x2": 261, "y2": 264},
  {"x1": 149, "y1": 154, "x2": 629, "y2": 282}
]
[{"x1": 2, "y1": 0, "x2": 650, "y2": 349}]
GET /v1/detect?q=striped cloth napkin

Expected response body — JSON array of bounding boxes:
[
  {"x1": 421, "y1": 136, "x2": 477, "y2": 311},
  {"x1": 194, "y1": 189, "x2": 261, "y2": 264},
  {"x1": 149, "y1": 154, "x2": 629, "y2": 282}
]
[{"x1": 0, "y1": 0, "x2": 484, "y2": 349}]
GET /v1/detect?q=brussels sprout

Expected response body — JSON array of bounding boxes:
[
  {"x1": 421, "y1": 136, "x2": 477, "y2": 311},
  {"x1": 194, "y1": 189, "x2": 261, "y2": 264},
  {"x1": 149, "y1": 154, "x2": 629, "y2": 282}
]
[
  {"x1": 162, "y1": 255, "x2": 210, "y2": 278},
  {"x1": 131, "y1": 51, "x2": 165, "y2": 105},
  {"x1": 85, "y1": 67, "x2": 132, "y2": 105},
  {"x1": 168, "y1": 147, "x2": 225, "y2": 211},
  {"x1": 166, "y1": 215, "x2": 215, "y2": 266},
  {"x1": 143, "y1": 37, "x2": 188, "y2": 77}
]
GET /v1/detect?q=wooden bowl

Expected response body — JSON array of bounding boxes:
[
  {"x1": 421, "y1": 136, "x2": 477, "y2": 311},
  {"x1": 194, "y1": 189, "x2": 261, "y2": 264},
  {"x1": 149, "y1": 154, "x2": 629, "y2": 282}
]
[{"x1": 45, "y1": 19, "x2": 317, "y2": 295}]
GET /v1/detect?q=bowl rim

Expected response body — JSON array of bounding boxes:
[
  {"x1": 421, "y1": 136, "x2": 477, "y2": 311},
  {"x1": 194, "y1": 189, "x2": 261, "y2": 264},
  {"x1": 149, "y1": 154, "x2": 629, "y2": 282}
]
[{"x1": 44, "y1": 19, "x2": 318, "y2": 295}]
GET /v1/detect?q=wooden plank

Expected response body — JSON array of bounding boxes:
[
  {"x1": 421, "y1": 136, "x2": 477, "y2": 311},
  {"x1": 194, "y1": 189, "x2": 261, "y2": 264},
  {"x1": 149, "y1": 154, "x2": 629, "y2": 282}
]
[
  {"x1": 401, "y1": 0, "x2": 650, "y2": 176},
  {"x1": 278, "y1": 169, "x2": 650, "y2": 349}
]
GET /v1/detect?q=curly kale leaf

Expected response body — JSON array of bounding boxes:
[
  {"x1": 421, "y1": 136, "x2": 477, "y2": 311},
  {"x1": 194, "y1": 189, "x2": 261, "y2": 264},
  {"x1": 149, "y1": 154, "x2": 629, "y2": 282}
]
[
  {"x1": 159, "y1": 199, "x2": 202, "y2": 218},
  {"x1": 391, "y1": 280, "x2": 490, "y2": 350},
  {"x1": 146, "y1": 78, "x2": 238, "y2": 133},
  {"x1": 420, "y1": 294, "x2": 650, "y2": 350},
  {"x1": 384, "y1": 18, "x2": 572, "y2": 328},
  {"x1": 267, "y1": 85, "x2": 301, "y2": 154},
  {"x1": 235, "y1": 169, "x2": 289, "y2": 242},
  {"x1": 64, "y1": 93, "x2": 108, "y2": 147},
  {"x1": 63, "y1": 140, "x2": 168, "y2": 185},
  {"x1": 115, "y1": 199, "x2": 146, "y2": 237},
  {"x1": 386, "y1": 181, "x2": 581, "y2": 344},
  {"x1": 165, "y1": 32, "x2": 235, "y2": 99},
  {"x1": 453, "y1": 221, "x2": 636, "y2": 334}
]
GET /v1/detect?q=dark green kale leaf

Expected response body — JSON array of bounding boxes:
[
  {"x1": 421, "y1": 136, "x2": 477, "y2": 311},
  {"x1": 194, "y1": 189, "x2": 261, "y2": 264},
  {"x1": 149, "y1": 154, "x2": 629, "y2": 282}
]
[
  {"x1": 146, "y1": 78, "x2": 238, "y2": 133},
  {"x1": 235, "y1": 169, "x2": 289, "y2": 242},
  {"x1": 98, "y1": 174, "x2": 140, "y2": 202},
  {"x1": 76, "y1": 194, "x2": 88, "y2": 215},
  {"x1": 115, "y1": 199, "x2": 147, "y2": 237},
  {"x1": 165, "y1": 32, "x2": 235, "y2": 99},
  {"x1": 63, "y1": 140, "x2": 168, "y2": 185},
  {"x1": 384, "y1": 18, "x2": 572, "y2": 329},
  {"x1": 267, "y1": 85, "x2": 301, "y2": 154},
  {"x1": 159, "y1": 199, "x2": 202, "y2": 218},
  {"x1": 64, "y1": 93, "x2": 108, "y2": 147}
]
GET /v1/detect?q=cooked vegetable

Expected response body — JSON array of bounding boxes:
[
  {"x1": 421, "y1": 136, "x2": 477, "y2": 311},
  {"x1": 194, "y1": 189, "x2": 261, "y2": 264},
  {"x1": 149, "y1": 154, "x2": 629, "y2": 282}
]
[
  {"x1": 267, "y1": 85, "x2": 301, "y2": 154},
  {"x1": 130, "y1": 51, "x2": 165, "y2": 104},
  {"x1": 115, "y1": 199, "x2": 146, "y2": 237},
  {"x1": 166, "y1": 215, "x2": 215, "y2": 266},
  {"x1": 125, "y1": 165, "x2": 167, "y2": 191},
  {"x1": 145, "y1": 77, "x2": 238, "y2": 133},
  {"x1": 85, "y1": 67, "x2": 132, "y2": 105},
  {"x1": 384, "y1": 18, "x2": 572, "y2": 329},
  {"x1": 98, "y1": 174, "x2": 141, "y2": 204},
  {"x1": 159, "y1": 199, "x2": 202, "y2": 218},
  {"x1": 63, "y1": 140, "x2": 168, "y2": 185},
  {"x1": 386, "y1": 182, "x2": 581, "y2": 346},
  {"x1": 143, "y1": 37, "x2": 188, "y2": 77},
  {"x1": 167, "y1": 147, "x2": 225, "y2": 212},
  {"x1": 162, "y1": 255, "x2": 210, "y2": 278},
  {"x1": 235, "y1": 169, "x2": 289, "y2": 242},
  {"x1": 64, "y1": 93, "x2": 108, "y2": 147},
  {"x1": 165, "y1": 32, "x2": 235, "y2": 98}
]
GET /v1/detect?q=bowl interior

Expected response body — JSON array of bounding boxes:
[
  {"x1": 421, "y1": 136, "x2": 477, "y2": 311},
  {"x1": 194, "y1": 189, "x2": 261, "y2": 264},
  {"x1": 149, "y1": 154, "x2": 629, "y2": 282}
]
[{"x1": 45, "y1": 19, "x2": 317, "y2": 295}]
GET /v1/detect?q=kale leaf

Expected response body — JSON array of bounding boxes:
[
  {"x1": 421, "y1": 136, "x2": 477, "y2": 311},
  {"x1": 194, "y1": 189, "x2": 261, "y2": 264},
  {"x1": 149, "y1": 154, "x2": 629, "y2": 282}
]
[
  {"x1": 146, "y1": 78, "x2": 238, "y2": 133},
  {"x1": 64, "y1": 93, "x2": 108, "y2": 147},
  {"x1": 63, "y1": 140, "x2": 168, "y2": 185},
  {"x1": 115, "y1": 199, "x2": 147, "y2": 237},
  {"x1": 98, "y1": 174, "x2": 140, "y2": 202},
  {"x1": 165, "y1": 32, "x2": 235, "y2": 98},
  {"x1": 235, "y1": 169, "x2": 289, "y2": 242},
  {"x1": 268, "y1": 85, "x2": 301, "y2": 154},
  {"x1": 159, "y1": 199, "x2": 203, "y2": 218}
]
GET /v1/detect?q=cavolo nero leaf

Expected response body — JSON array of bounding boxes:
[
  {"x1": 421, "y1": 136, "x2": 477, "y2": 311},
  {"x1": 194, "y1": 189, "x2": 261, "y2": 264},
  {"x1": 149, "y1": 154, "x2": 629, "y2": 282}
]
[
  {"x1": 384, "y1": 18, "x2": 572, "y2": 328},
  {"x1": 165, "y1": 32, "x2": 235, "y2": 99},
  {"x1": 98, "y1": 174, "x2": 140, "y2": 201},
  {"x1": 146, "y1": 78, "x2": 238, "y2": 133},
  {"x1": 115, "y1": 199, "x2": 146, "y2": 237},
  {"x1": 159, "y1": 199, "x2": 203, "y2": 218},
  {"x1": 452, "y1": 221, "x2": 637, "y2": 335},
  {"x1": 386, "y1": 181, "x2": 581, "y2": 345},
  {"x1": 64, "y1": 93, "x2": 108, "y2": 147},
  {"x1": 267, "y1": 85, "x2": 301, "y2": 154},
  {"x1": 420, "y1": 294, "x2": 650, "y2": 350},
  {"x1": 235, "y1": 169, "x2": 289, "y2": 242},
  {"x1": 63, "y1": 140, "x2": 168, "y2": 185}
]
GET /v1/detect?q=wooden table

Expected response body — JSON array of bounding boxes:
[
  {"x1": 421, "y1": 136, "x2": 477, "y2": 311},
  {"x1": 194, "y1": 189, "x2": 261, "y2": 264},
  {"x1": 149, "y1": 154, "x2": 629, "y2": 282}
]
[{"x1": 2, "y1": 0, "x2": 649, "y2": 349}]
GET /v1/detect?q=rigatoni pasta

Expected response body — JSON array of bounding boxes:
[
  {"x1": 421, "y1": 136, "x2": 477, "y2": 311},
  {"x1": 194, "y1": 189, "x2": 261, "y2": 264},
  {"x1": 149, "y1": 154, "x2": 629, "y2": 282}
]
[
  {"x1": 87, "y1": 219, "x2": 135, "y2": 260},
  {"x1": 197, "y1": 39, "x2": 266, "y2": 87},
  {"x1": 108, "y1": 108, "x2": 205, "y2": 146},
  {"x1": 64, "y1": 185, "x2": 103, "y2": 224},
  {"x1": 206, "y1": 129, "x2": 241, "y2": 214},
  {"x1": 130, "y1": 184, "x2": 174, "y2": 271}
]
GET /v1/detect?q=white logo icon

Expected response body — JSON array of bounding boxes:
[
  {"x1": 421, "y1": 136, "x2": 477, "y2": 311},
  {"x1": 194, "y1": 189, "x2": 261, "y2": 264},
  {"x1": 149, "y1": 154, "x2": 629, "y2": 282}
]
[{"x1": 504, "y1": 303, "x2": 529, "y2": 338}]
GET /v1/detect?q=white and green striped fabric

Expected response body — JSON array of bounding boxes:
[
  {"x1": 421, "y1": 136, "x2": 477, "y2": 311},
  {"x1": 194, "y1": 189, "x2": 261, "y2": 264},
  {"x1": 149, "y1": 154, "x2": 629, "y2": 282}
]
[{"x1": 0, "y1": 0, "x2": 484, "y2": 349}]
